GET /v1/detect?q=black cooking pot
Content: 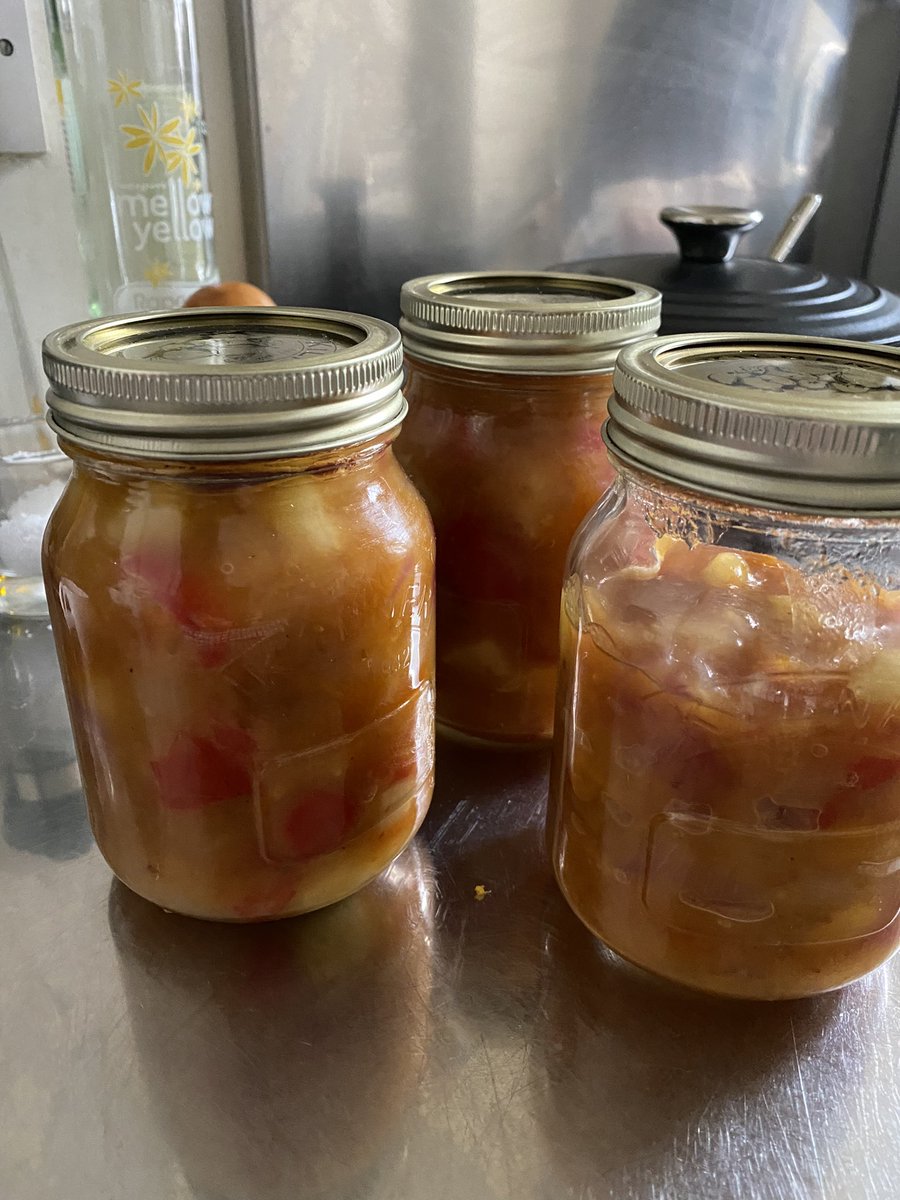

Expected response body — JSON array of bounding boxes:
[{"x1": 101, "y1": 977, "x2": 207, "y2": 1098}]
[{"x1": 555, "y1": 205, "x2": 900, "y2": 345}]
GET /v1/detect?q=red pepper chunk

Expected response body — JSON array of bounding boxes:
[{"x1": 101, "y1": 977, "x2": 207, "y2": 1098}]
[
  {"x1": 122, "y1": 551, "x2": 232, "y2": 632},
  {"x1": 283, "y1": 789, "x2": 356, "y2": 860},
  {"x1": 849, "y1": 756, "x2": 900, "y2": 790},
  {"x1": 151, "y1": 723, "x2": 255, "y2": 810},
  {"x1": 122, "y1": 551, "x2": 235, "y2": 668},
  {"x1": 819, "y1": 756, "x2": 900, "y2": 829}
]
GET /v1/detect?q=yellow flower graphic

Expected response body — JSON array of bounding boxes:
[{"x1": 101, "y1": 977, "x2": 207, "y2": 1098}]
[
  {"x1": 180, "y1": 94, "x2": 199, "y2": 124},
  {"x1": 120, "y1": 104, "x2": 182, "y2": 174},
  {"x1": 108, "y1": 70, "x2": 143, "y2": 108},
  {"x1": 164, "y1": 125, "x2": 202, "y2": 186},
  {"x1": 143, "y1": 260, "x2": 173, "y2": 287}
]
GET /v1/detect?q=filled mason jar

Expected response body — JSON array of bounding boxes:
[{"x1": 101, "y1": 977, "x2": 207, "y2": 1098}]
[
  {"x1": 549, "y1": 333, "x2": 900, "y2": 999},
  {"x1": 397, "y1": 272, "x2": 660, "y2": 745},
  {"x1": 41, "y1": 308, "x2": 435, "y2": 921}
]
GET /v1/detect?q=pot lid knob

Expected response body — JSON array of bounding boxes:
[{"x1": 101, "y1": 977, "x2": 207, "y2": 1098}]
[{"x1": 659, "y1": 205, "x2": 763, "y2": 264}]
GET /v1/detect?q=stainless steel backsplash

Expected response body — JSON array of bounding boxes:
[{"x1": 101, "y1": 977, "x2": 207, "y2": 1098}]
[{"x1": 237, "y1": 0, "x2": 900, "y2": 317}]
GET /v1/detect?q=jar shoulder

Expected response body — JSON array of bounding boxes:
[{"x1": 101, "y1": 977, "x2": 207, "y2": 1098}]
[{"x1": 46, "y1": 451, "x2": 433, "y2": 569}]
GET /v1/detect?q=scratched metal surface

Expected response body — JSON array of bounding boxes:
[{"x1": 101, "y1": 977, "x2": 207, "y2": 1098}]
[{"x1": 1, "y1": 617, "x2": 899, "y2": 1200}]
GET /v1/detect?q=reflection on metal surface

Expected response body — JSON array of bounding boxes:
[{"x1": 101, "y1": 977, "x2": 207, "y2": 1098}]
[
  {"x1": 424, "y1": 744, "x2": 896, "y2": 1200},
  {"x1": 0, "y1": 620, "x2": 89, "y2": 860},
  {"x1": 245, "y1": 0, "x2": 870, "y2": 319},
  {"x1": 536, "y1": 913, "x2": 887, "y2": 1198},
  {"x1": 110, "y1": 845, "x2": 434, "y2": 1200},
  {"x1": 812, "y1": 3, "x2": 900, "y2": 280},
  {"x1": 2, "y1": 635, "x2": 900, "y2": 1197}
]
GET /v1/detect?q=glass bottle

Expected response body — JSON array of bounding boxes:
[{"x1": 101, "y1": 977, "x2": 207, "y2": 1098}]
[{"x1": 46, "y1": 0, "x2": 219, "y2": 315}]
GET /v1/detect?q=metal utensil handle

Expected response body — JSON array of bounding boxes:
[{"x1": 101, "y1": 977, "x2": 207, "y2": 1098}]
[{"x1": 768, "y1": 193, "x2": 822, "y2": 262}]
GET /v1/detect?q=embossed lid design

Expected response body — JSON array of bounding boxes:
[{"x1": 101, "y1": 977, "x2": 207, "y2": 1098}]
[
  {"x1": 399, "y1": 271, "x2": 660, "y2": 374},
  {"x1": 608, "y1": 332, "x2": 900, "y2": 513},
  {"x1": 42, "y1": 307, "x2": 405, "y2": 460}
]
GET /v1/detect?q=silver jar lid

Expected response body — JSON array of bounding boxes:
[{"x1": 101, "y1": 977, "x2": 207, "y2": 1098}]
[
  {"x1": 42, "y1": 307, "x2": 405, "y2": 461},
  {"x1": 399, "y1": 271, "x2": 661, "y2": 374},
  {"x1": 608, "y1": 332, "x2": 900, "y2": 514}
]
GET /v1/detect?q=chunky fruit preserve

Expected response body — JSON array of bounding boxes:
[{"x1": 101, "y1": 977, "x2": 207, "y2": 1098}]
[
  {"x1": 549, "y1": 333, "x2": 900, "y2": 997},
  {"x1": 552, "y1": 521, "x2": 900, "y2": 998},
  {"x1": 43, "y1": 308, "x2": 435, "y2": 920},
  {"x1": 398, "y1": 271, "x2": 660, "y2": 744},
  {"x1": 400, "y1": 359, "x2": 614, "y2": 743}
]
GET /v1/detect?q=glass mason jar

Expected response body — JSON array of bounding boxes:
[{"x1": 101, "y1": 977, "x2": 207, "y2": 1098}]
[
  {"x1": 549, "y1": 332, "x2": 900, "y2": 999},
  {"x1": 42, "y1": 308, "x2": 435, "y2": 921},
  {"x1": 397, "y1": 272, "x2": 660, "y2": 745}
]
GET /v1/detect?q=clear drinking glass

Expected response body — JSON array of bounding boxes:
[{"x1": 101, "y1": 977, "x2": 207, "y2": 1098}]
[{"x1": 0, "y1": 417, "x2": 71, "y2": 619}]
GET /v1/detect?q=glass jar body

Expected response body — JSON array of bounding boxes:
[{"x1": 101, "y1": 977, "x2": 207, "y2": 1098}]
[
  {"x1": 397, "y1": 354, "x2": 614, "y2": 745},
  {"x1": 549, "y1": 469, "x2": 900, "y2": 998},
  {"x1": 43, "y1": 438, "x2": 435, "y2": 920}
]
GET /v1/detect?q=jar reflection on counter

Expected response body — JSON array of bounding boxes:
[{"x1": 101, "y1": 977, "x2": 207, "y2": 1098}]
[
  {"x1": 549, "y1": 333, "x2": 900, "y2": 999},
  {"x1": 110, "y1": 843, "x2": 434, "y2": 1200},
  {"x1": 397, "y1": 272, "x2": 661, "y2": 746},
  {"x1": 41, "y1": 308, "x2": 435, "y2": 921}
]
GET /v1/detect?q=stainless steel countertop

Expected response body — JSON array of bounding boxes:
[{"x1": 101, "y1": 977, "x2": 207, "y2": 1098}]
[{"x1": 2, "y1": 618, "x2": 899, "y2": 1200}]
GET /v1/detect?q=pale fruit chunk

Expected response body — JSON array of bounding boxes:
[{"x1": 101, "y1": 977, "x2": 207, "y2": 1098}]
[
  {"x1": 851, "y1": 650, "x2": 900, "y2": 706},
  {"x1": 701, "y1": 551, "x2": 750, "y2": 589}
]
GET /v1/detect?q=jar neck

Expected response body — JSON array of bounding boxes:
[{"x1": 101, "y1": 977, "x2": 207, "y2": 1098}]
[
  {"x1": 610, "y1": 460, "x2": 900, "y2": 594},
  {"x1": 615, "y1": 457, "x2": 887, "y2": 537},
  {"x1": 58, "y1": 432, "x2": 395, "y2": 484},
  {"x1": 404, "y1": 352, "x2": 613, "y2": 410}
]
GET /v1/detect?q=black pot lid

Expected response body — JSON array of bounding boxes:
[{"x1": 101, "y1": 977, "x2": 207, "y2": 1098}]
[{"x1": 554, "y1": 206, "x2": 900, "y2": 345}]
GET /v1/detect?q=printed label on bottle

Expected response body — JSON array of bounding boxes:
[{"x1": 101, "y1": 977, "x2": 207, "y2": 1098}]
[
  {"x1": 104, "y1": 73, "x2": 218, "y2": 310},
  {"x1": 114, "y1": 178, "x2": 214, "y2": 253},
  {"x1": 114, "y1": 280, "x2": 209, "y2": 313}
]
